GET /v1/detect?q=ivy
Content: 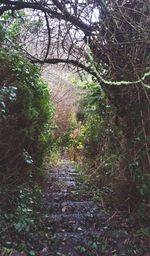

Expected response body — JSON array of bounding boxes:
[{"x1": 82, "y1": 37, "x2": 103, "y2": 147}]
[{"x1": 0, "y1": 50, "x2": 55, "y2": 186}]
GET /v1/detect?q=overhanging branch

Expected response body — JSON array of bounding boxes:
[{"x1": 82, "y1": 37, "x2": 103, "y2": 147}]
[
  {"x1": 31, "y1": 58, "x2": 99, "y2": 79},
  {"x1": 0, "y1": 0, "x2": 92, "y2": 35}
]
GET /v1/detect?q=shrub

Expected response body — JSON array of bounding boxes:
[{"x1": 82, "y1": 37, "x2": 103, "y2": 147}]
[
  {"x1": 68, "y1": 81, "x2": 121, "y2": 205},
  {"x1": 0, "y1": 50, "x2": 54, "y2": 187}
]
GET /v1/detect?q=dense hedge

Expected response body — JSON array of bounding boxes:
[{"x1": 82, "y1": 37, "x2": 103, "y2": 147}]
[{"x1": 0, "y1": 50, "x2": 54, "y2": 186}]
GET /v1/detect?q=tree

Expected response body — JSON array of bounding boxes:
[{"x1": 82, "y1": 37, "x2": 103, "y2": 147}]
[
  {"x1": 0, "y1": 0, "x2": 150, "y2": 206},
  {"x1": 89, "y1": 1, "x2": 150, "y2": 205}
]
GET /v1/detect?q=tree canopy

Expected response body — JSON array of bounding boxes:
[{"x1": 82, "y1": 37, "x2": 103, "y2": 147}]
[{"x1": 0, "y1": 0, "x2": 149, "y2": 85}]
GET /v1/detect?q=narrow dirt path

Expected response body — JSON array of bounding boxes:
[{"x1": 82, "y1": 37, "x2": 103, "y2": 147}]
[{"x1": 43, "y1": 159, "x2": 138, "y2": 256}]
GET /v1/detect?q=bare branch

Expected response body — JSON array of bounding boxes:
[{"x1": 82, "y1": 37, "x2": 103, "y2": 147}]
[{"x1": 32, "y1": 57, "x2": 98, "y2": 78}]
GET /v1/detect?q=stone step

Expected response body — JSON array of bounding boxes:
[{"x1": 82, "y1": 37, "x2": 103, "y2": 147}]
[
  {"x1": 57, "y1": 177, "x2": 77, "y2": 181},
  {"x1": 50, "y1": 230, "x2": 106, "y2": 256},
  {"x1": 61, "y1": 180, "x2": 76, "y2": 187},
  {"x1": 51, "y1": 228, "x2": 131, "y2": 256},
  {"x1": 47, "y1": 212, "x2": 107, "y2": 232},
  {"x1": 51, "y1": 171, "x2": 79, "y2": 176},
  {"x1": 45, "y1": 191, "x2": 93, "y2": 202},
  {"x1": 49, "y1": 167, "x2": 78, "y2": 174},
  {"x1": 49, "y1": 212, "x2": 107, "y2": 221},
  {"x1": 45, "y1": 160, "x2": 135, "y2": 256},
  {"x1": 46, "y1": 200, "x2": 99, "y2": 214},
  {"x1": 56, "y1": 178, "x2": 83, "y2": 184},
  {"x1": 56, "y1": 230, "x2": 104, "y2": 239}
]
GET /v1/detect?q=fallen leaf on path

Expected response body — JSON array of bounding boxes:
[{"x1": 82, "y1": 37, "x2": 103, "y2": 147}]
[
  {"x1": 68, "y1": 220, "x2": 76, "y2": 224},
  {"x1": 77, "y1": 227, "x2": 83, "y2": 231},
  {"x1": 38, "y1": 246, "x2": 49, "y2": 256},
  {"x1": 62, "y1": 206, "x2": 67, "y2": 212}
]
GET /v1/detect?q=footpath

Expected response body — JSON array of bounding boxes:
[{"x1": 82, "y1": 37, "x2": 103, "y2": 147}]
[{"x1": 44, "y1": 159, "x2": 137, "y2": 256}]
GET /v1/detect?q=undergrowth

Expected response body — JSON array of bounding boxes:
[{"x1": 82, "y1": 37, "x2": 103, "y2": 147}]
[
  {"x1": 0, "y1": 19, "x2": 55, "y2": 254},
  {"x1": 0, "y1": 182, "x2": 53, "y2": 256},
  {"x1": 62, "y1": 80, "x2": 120, "y2": 207},
  {"x1": 63, "y1": 79, "x2": 150, "y2": 215}
]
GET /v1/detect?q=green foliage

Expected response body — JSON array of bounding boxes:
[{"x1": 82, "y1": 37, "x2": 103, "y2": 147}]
[
  {"x1": 0, "y1": 26, "x2": 55, "y2": 256},
  {"x1": 0, "y1": 47, "x2": 55, "y2": 254},
  {"x1": 48, "y1": 145, "x2": 63, "y2": 166},
  {"x1": 130, "y1": 160, "x2": 150, "y2": 201},
  {"x1": 0, "y1": 50, "x2": 54, "y2": 186},
  {"x1": 67, "y1": 77, "x2": 150, "y2": 210},
  {"x1": 0, "y1": 10, "x2": 43, "y2": 50},
  {"x1": 0, "y1": 22, "x2": 5, "y2": 43},
  {"x1": 14, "y1": 184, "x2": 41, "y2": 233},
  {"x1": 68, "y1": 80, "x2": 120, "y2": 202},
  {"x1": 136, "y1": 227, "x2": 150, "y2": 238},
  {"x1": 0, "y1": 11, "x2": 24, "y2": 47},
  {"x1": 0, "y1": 182, "x2": 50, "y2": 255}
]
